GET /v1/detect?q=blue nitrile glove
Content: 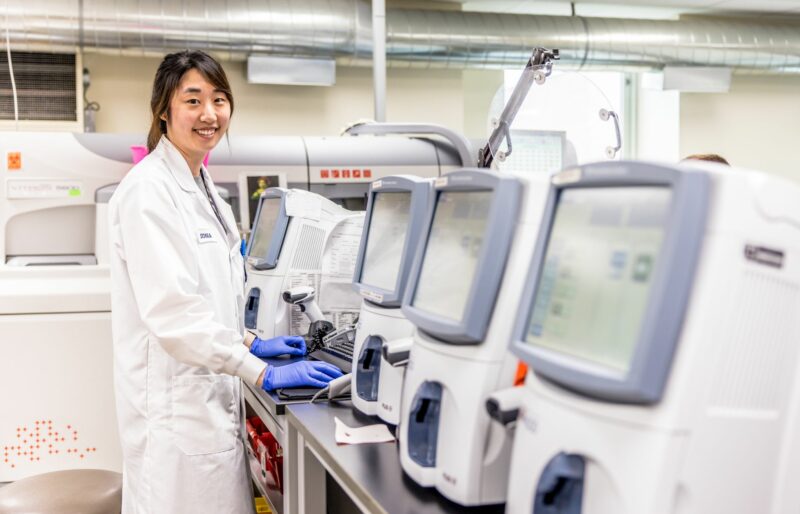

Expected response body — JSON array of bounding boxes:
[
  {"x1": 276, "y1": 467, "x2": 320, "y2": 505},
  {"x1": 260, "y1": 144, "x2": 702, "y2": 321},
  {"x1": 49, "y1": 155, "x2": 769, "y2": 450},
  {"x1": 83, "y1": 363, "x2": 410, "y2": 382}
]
[
  {"x1": 261, "y1": 361, "x2": 344, "y2": 391},
  {"x1": 250, "y1": 335, "x2": 306, "y2": 358}
]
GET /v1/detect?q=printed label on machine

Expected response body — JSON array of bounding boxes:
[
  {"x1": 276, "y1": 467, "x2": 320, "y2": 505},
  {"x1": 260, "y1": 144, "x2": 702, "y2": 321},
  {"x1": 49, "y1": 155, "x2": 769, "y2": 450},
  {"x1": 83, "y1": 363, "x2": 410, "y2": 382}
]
[
  {"x1": 360, "y1": 290, "x2": 384, "y2": 303},
  {"x1": 7, "y1": 179, "x2": 83, "y2": 199}
]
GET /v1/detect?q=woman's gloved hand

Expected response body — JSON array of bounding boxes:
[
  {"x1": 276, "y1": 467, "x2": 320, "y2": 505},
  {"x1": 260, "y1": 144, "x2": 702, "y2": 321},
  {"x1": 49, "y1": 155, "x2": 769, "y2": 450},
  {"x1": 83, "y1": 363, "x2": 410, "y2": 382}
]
[
  {"x1": 261, "y1": 361, "x2": 343, "y2": 391},
  {"x1": 250, "y1": 335, "x2": 306, "y2": 358}
]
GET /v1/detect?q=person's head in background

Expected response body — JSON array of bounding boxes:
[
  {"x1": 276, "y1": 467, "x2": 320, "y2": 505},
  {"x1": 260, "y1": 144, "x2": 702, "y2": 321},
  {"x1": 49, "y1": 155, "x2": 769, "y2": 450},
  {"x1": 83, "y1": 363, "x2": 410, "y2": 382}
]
[{"x1": 683, "y1": 153, "x2": 730, "y2": 166}]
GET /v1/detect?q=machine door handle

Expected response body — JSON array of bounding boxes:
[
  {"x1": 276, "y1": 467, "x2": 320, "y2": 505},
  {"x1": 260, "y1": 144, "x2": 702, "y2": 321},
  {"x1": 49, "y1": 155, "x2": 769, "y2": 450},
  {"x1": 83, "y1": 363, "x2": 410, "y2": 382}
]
[
  {"x1": 382, "y1": 336, "x2": 413, "y2": 366},
  {"x1": 485, "y1": 398, "x2": 519, "y2": 426},
  {"x1": 534, "y1": 452, "x2": 586, "y2": 514}
]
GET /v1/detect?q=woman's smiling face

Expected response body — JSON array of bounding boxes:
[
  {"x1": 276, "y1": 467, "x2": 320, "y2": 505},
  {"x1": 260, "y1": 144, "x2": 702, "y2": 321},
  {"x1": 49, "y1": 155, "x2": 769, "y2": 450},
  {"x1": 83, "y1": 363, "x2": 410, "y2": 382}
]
[{"x1": 164, "y1": 68, "x2": 231, "y2": 169}]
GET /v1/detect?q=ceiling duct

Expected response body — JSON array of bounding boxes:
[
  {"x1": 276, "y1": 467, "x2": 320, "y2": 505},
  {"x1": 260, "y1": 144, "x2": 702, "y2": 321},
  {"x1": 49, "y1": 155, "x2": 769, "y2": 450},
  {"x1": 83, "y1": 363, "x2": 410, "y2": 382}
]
[{"x1": 4, "y1": 0, "x2": 800, "y2": 73}]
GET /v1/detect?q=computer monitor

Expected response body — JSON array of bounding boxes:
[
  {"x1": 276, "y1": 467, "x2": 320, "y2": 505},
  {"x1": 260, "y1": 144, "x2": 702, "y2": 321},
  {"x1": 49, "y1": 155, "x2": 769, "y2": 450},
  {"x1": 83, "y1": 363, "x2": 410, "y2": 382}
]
[
  {"x1": 243, "y1": 174, "x2": 283, "y2": 230},
  {"x1": 402, "y1": 169, "x2": 523, "y2": 344},
  {"x1": 511, "y1": 161, "x2": 710, "y2": 404},
  {"x1": 498, "y1": 129, "x2": 566, "y2": 174},
  {"x1": 246, "y1": 188, "x2": 291, "y2": 271},
  {"x1": 361, "y1": 192, "x2": 412, "y2": 290},
  {"x1": 352, "y1": 176, "x2": 434, "y2": 307},
  {"x1": 413, "y1": 190, "x2": 491, "y2": 321}
]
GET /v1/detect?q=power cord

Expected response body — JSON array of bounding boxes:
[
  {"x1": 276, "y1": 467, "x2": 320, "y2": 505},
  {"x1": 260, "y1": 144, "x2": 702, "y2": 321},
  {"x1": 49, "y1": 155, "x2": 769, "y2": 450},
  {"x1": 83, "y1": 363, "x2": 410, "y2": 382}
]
[{"x1": 310, "y1": 373, "x2": 352, "y2": 403}]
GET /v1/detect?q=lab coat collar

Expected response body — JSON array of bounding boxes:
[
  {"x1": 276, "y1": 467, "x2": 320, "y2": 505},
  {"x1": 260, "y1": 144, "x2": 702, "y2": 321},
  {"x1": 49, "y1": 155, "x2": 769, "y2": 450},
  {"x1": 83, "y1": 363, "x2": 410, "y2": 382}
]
[
  {"x1": 156, "y1": 135, "x2": 200, "y2": 193},
  {"x1": 156, "y1": 136, "x2": 240, "y2": 250}
]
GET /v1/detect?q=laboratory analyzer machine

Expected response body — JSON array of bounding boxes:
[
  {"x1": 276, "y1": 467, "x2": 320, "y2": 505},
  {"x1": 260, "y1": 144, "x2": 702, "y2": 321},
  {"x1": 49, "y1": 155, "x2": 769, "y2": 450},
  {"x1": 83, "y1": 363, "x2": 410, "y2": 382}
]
[
  {"x1": 350, "y1": 175, "x2": 434, "y2": 422},
  {"x1": 501, "y1": 160, "x2": 800, "y2": 514},
  {"x1": 398, "y1": 168, "x2": 549, "y2": 506}
]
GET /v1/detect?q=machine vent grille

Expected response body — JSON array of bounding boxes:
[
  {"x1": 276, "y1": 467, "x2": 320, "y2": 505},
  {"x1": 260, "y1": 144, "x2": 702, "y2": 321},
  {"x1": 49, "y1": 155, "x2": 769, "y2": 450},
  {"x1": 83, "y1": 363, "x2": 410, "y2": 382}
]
[
  {"x1": 291, "y1": 225, "x2": 325, "y2": 270},
  {"x1": 0, "y1": 52, "x2": 77, "y2": 121},
  {"x1": 709, "y1": 270, "x2": 800, "y2": 412}
]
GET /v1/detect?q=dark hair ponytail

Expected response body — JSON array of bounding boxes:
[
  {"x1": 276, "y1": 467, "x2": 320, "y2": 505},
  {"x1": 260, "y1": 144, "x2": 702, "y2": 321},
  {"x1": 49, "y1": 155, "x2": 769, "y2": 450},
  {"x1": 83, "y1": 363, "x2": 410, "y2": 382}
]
[{"x1": 147, "y1": 50, "x2": 234, "y2": 152}]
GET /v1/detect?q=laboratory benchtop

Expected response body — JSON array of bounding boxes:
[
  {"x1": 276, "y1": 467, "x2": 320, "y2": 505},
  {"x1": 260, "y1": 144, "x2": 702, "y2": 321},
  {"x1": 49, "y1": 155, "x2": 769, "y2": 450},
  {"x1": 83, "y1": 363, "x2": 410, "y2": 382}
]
[{"x1": 285, "y1": 400, "x2": 505, "y2": 514}]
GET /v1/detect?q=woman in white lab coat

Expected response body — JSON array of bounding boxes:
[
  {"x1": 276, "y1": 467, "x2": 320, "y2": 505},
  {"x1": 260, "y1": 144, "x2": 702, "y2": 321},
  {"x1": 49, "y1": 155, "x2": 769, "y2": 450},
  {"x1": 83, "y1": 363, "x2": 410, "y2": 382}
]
[{"x1": 109, "y1": 50, "x2": 342, "y2": 514}]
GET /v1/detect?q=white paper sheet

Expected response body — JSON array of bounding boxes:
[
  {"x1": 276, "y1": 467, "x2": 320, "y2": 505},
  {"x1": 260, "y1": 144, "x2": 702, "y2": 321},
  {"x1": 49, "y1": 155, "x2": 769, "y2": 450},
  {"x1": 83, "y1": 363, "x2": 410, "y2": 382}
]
[
  {"x1": 317, "y1": 216, "x2": 364, "y2": 329},
  {"x1": 334, "y1": 417, "x2": 396, "y2": 445},
  {"x1": 284, "y1": 191, "x2": 322, "y2": 221}
]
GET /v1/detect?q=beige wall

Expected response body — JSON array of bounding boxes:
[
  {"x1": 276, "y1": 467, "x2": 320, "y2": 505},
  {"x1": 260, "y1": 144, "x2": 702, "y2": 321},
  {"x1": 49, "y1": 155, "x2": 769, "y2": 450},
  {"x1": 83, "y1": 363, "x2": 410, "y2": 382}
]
[
  {"x1": 77, "y1": 54, "x2": 800, "y2": 183},
  {"x1": 462, "y1": 69, "x2": 504, "y2": 140},
  {"x1": 680, "y1": 74, "x2": 800, "y2": 182},
  {"x1": 81, "y1": 53, "x2": 500, "y2": 140}
]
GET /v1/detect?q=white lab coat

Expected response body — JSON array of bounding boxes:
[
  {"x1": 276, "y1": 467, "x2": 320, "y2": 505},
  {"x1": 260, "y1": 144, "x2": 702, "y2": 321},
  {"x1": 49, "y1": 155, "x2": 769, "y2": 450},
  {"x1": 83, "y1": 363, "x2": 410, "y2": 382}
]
[{"x1": 109, "y1": 136, "x2": 265, "y2": 514}]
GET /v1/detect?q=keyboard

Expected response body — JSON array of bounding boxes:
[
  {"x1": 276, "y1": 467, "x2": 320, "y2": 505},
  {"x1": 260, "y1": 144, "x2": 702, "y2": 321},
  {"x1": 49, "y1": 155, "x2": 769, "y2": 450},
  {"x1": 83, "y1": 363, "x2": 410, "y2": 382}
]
[{"x1": 309, "y1": 325, "x2": 356, "y2": 373}]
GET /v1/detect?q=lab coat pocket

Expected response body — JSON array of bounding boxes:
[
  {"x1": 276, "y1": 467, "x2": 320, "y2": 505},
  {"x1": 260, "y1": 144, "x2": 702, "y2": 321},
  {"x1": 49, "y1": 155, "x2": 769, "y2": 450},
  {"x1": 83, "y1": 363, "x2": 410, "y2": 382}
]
[{"x1": 171, "y1": 374, "x2": 237, "y2": 456}]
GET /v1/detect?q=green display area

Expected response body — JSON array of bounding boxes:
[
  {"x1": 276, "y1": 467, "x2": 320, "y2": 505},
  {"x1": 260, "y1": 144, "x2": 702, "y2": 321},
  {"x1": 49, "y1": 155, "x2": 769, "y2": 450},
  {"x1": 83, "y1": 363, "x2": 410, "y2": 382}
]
[
  {"x1": 526, "y1": 186, "x2": 672, "y2": 373},
  {"x1": 249, "y1": 197, "x2": 282, "y2": 259},
  {"x1": 361, "y1": 191, "x2": 413, "y2": 292},
  {"x1": 413, "y1": 190, "x2": 492, "y2": 322}
]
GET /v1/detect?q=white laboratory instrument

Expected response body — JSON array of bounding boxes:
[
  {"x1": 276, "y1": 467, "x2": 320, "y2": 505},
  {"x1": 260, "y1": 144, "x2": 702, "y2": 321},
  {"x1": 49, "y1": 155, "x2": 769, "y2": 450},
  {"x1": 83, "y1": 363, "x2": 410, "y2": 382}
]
[
  {"x1": 349, "y1": 176, "x2": 434, "y2": 422},
  {"x1": 244, "y1": 188, "x2": 364, "y2": 343},
  {"x1": 397, "y1": 168, "x2": 549, "y2": 505},
  {"x1": 6, "y1": 130, "x2": 462, "y2": 231},
  {"x1": 0, "y1": 133, "x2": 134, "y2": 481},
  {"x1": 501, "y1": 160, "x2": 800, "y2": 514}
]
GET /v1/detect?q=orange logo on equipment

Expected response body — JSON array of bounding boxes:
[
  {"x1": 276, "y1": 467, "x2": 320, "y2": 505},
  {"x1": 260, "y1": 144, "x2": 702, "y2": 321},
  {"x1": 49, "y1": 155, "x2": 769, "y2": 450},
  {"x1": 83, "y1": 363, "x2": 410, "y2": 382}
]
[{"x1": 7, "y1": 152, "x2": 21, "y2": 170}]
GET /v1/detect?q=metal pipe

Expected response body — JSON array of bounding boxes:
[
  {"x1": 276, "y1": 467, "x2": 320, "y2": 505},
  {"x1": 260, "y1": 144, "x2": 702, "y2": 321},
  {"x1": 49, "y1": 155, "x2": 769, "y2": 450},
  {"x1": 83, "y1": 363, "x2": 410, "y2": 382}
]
[
  {"x1": 5, "y1": 1, "x2": 800, "y2": 73},
  {"x1": 372, "y1": 0, "x2": 386, "y2": 122}
]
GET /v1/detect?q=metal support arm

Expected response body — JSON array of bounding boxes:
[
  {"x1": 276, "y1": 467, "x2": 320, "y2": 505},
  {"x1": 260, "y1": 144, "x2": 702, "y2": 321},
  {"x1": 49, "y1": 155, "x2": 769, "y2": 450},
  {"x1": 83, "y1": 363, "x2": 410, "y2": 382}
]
[{"x1": 478, "y1": 47, "x2": 560, "y2": 169}]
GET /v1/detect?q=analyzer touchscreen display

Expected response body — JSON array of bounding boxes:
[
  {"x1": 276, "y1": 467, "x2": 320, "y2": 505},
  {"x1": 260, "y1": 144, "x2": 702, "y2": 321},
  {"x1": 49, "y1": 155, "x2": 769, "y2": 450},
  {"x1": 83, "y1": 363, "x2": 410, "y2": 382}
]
[
  {"x1": 412, "y1": 190, "x2": 492, "y2": 322},
  {"x1": 361, "y1": 192, "x2": 413, "y2": 292},
  {"x1": 525, "y1": 186, "x2": 671, "y2": 373},
  {"x1": 248, "y1": 197, "x2": 282, "y2": 259}
]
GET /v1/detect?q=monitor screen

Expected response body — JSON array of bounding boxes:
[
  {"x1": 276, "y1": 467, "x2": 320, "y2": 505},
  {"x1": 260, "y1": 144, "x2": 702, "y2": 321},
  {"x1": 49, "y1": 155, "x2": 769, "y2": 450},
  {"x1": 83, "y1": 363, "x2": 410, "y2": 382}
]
[
  {"x1": 412, "y1": 190, "x2": 493, "y2": 321},
  {"x1": 360, "y1": 191, "x2": 413, "y2": 292},
  {"x1": 499, "y1": 130, "x2": 565, "y2": 175},
  {"x1": 524, "y1": 186, "x2": 672, "y2": 374},
  {"x1": 248, "y1": 197, "x2": 282, "y2": 259}
]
